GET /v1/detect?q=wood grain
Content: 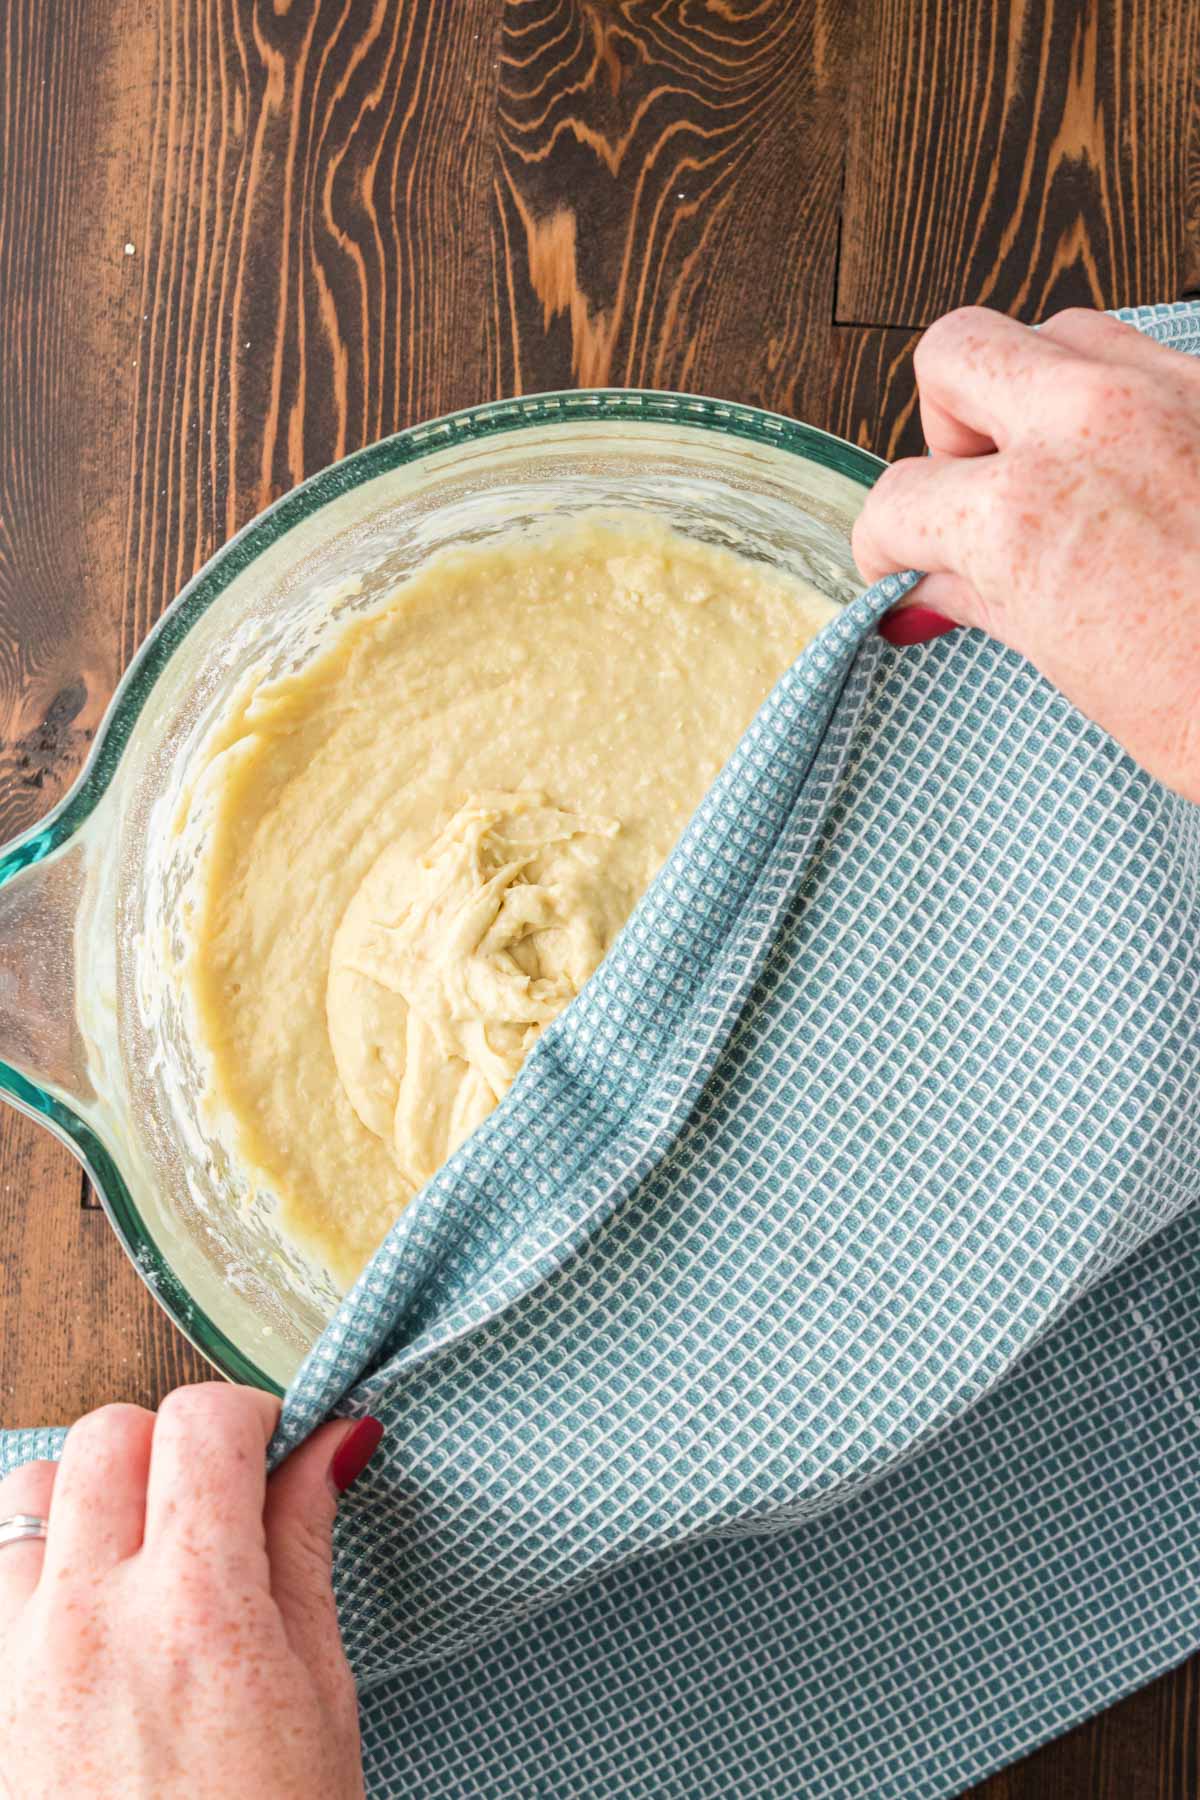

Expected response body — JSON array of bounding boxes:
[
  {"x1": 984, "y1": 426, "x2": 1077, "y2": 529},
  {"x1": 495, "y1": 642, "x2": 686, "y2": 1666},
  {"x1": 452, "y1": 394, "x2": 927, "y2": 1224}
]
[
  {"x1": 117, "y1": 0, "x2": 502, "y2": 663},
  {"x1": 0, "y1": 0, "x2": 125, "y2": 841},
  {"x1": 825, "y1": 323, "x2": 927, "y2": 459},
  {"x1": 0, "y1": 0, "x2": 210, "y2": 1411},
  {"x1": 2, "y1": 1, "x2": 1200, "y2": 1793},
  {"x1": 838, "y1": 0, "x2": 1200, "y2": 326},
  {"x1": 488, "y1": 0, "x2": 848, "y2": 420}
]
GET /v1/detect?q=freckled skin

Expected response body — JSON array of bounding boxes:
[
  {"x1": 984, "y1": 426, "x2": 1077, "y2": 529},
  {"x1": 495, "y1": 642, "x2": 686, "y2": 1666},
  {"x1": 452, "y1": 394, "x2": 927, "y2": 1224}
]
[
  {"x1": 0, "y1": 1387, "x2": 367, "y2": 1798},
  {"x1": 854, "y1": 305, "x2": 1200, "y2": 804}
]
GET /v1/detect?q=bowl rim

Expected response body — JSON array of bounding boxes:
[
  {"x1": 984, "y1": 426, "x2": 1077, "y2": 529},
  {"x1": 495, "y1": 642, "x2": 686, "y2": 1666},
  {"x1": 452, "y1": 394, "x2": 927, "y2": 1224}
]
[{"x1": 0, "y1": 387, "x2": 886, "y2": 1393}]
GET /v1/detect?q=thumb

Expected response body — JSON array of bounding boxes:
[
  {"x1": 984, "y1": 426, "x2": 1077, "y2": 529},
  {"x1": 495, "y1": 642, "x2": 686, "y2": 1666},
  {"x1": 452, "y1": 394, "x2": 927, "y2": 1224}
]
[{"x1": 264, "y1": 1416, "x2": 384, "y2": 1666}]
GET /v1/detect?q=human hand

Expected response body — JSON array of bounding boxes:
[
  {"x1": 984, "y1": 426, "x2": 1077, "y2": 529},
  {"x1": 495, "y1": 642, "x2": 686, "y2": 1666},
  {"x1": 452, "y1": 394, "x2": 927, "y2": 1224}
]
[
  {"x1": 854, "y1": 306, "x2": 1200, "y2": 804},
  {"x1": 0, "y1": 1384, "x2": 383, "y2": 1799}
]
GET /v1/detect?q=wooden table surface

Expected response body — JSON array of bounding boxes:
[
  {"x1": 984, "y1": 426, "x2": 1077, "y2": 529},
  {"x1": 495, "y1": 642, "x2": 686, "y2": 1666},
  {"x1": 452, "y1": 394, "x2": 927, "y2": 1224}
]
[{"x1": 1, "y1": 2, "x2": 1198, "y2": 1792}]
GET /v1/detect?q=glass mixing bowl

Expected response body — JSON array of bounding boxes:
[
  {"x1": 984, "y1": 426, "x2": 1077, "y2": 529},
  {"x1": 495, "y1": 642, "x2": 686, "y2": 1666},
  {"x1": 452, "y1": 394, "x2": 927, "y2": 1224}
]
[{"x1": 0, "y1": 392, "x2": 883, "y2": 1393}]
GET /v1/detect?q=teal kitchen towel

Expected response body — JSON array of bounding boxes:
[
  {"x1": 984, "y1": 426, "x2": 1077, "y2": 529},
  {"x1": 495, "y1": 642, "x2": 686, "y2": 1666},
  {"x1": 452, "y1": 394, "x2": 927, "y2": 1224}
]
[{"x1": 5, "y1": 299, "x2": 1200, "y2": 1798}]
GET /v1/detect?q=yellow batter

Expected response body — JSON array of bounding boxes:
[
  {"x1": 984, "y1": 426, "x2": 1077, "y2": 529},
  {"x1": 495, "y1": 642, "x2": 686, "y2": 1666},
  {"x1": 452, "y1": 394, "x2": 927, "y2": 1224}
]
[{"x1": 185, "y1": 515, "x2": 837, "y2": 1286}]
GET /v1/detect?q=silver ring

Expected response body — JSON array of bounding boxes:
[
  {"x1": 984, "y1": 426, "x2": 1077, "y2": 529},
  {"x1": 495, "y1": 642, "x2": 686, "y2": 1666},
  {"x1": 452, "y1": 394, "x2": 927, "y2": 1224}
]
[{"x1": 0, "y1": 1514, "x2": 49, "y2": 1551}]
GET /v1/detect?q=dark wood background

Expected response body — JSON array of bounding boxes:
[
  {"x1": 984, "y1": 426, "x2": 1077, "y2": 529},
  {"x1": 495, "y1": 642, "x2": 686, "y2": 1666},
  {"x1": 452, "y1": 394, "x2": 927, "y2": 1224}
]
[{"x1": 1, "y1": 1, "x2": 1198, "y2": 1792}]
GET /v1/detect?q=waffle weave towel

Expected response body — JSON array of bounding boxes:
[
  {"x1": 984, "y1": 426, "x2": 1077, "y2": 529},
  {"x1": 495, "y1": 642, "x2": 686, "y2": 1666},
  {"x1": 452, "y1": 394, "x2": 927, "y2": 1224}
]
[{"x1": 5, "y1": 299, "x2": 1200, "y2": 1800}]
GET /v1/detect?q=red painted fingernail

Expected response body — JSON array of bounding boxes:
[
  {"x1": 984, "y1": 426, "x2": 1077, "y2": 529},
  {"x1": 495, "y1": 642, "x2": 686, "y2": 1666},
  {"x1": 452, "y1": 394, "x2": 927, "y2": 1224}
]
[
  {"x1": 878, "y1": 604, "x2": 959, "y2": 647},
  {"x1": 329, "y1": 1417, "x2": 385, "y2": 1494}
]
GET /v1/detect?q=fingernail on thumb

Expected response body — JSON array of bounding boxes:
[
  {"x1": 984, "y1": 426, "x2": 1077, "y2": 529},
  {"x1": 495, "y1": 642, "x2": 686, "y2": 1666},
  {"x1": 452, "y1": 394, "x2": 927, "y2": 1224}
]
[
  {"x1": 328, "y1": 1416, "x2": 385, "y2": 1496},
  {"x1": 879, "y1": 605, "x2": 959, "y2": 647}
]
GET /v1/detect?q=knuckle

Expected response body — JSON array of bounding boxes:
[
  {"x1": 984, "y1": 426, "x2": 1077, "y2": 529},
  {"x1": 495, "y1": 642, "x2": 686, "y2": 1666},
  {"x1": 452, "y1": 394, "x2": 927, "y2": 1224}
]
[
  {"x1": 1040, "y1": 305, "x2": 1102, "y2": 339},
  {"x1": 154, "y1": 1383, "x2": 221, "y2": 1436},
  {"x1": 927, "y1": 303, "x2": 995, "y2": 339},
  {"x1": 152, "y1": 1385, "x2": 277, "y2": 1514},
  {"x1": 915, "y1": 305, "x2": 995, "y2": 370},
  {"x1": 155, "y1": 1381, "x2": 249, "y2": 1434},
  {"x1": 1042, "y1": 308, "x2": 1148, "y2": 363},
  {"x1": 162, "y1": 1379, "x2": 230, "y2": 1410},
  {"x1": 66, "y1": 1402, "x2": 153, "y2": 1458},
  {"x1": 0, "y1": 1457, "x2": 57, "y2": 1509},
  {"x1": 152, "y1": 1385, "x2": 261, "y2": 1478},
  {"x1": 861, "y1": 458, "x2": 924, "y2": 532},
  {"x1": 870, "y1": 456, "x2": 921, "y2": 503}
]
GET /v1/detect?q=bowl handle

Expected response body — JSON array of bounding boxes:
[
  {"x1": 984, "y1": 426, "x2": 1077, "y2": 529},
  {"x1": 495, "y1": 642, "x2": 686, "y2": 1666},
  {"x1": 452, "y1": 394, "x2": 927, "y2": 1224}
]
[{"x1": 0, "y1": 833, "x2": 93, "y2": 1109}]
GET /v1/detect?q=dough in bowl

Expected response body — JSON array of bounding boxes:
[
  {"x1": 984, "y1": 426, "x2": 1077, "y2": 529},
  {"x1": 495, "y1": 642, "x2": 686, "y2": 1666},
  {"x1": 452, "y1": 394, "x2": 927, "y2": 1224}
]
[{"x1": 184, "y1": 514, "x2": 837, "y2": 1286}]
